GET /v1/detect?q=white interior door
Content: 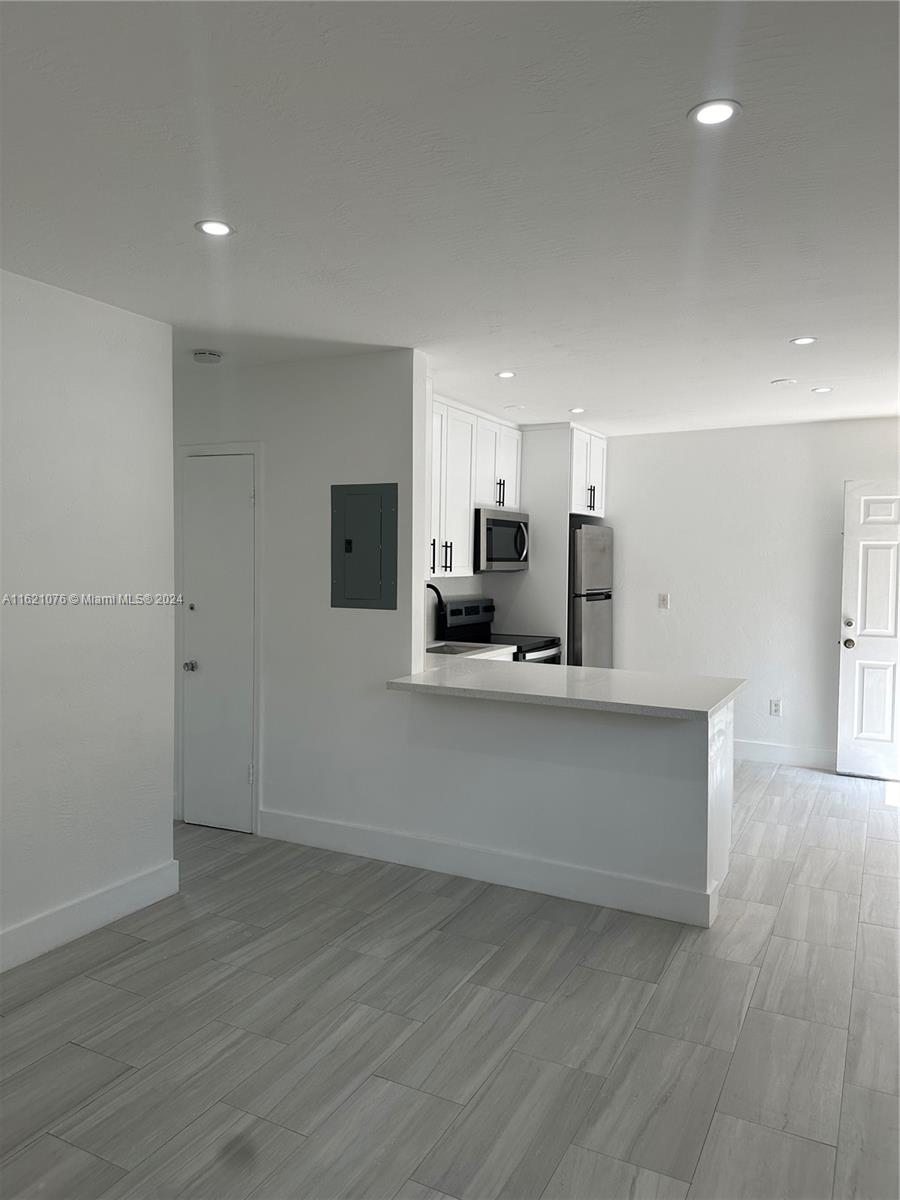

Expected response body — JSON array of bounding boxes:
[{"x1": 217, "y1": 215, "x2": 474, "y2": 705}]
[
  {"x1": 837, "y1": 479, "x2": 900, "y2": 780},
  {"x1": 181, "y1": 453, "x2": 255, "y2": 830}
]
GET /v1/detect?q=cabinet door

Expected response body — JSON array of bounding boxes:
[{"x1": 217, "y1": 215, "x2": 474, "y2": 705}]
[
  {"x1": 429, "y1": 401, "x2": 447, "y2": 577},
  {"x1": 443, "y1": 405, "x2": 477, "y2": 575},
  {"x1": 474, "y1": 418, "x2": 501, "y2": 507},
  {"x1": 589, "y1": 434, "x2": 607, "y2": 517},
  {"x1": 570, "y1": 427, "x2": 592, "y2": 514},
  {"x1": 497, "y1": 426, "x2": 522, "y2": 509}
]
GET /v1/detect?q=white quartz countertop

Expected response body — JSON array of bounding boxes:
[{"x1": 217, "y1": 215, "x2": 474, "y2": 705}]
[
  {"x1": 426, "y1": 642, "x2": 512, "y2": 660},
  {"x1": 388, "y1": 658, "x2": 745, "y2": 720}
]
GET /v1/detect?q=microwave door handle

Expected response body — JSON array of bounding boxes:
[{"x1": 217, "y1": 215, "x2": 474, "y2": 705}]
[{"x1": 516, "y1": 522, "x2": 529, "y2": 561}]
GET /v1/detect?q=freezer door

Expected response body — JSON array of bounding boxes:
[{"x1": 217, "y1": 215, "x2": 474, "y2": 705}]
[
  {"x1": 573, "y1": 525, "x2": 613, "y2": 593},
  {"x1": 570, "y1": 593, "x2": 612, "y2": 667}
]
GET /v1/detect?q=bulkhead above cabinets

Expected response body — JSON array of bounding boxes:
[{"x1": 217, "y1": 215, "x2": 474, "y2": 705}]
[{"x1": 428, "y1": 395, "x2": 522, "y2": 579}]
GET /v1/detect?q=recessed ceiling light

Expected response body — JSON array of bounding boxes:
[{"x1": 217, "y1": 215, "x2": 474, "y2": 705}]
[
  {"x1": 192, "y1": 349, "x2": 224, "y2": 364},
  {"x1": 688, "y1": 99, "x2": 742, "y2": 126},
  {"x1": 789, "y1": 336, "x2": 817, "y2": 346},
  {"x1": 811, "y1": 386, "x2": 833, "y2": 394},
  {"x1": 503, "y1": 404, "x2": 525, "y2": 411},
  {"x1": 496, "y1": 370, "x2": 516, "y2": 379},
  {"x1": 195, "y1": 220, "x2": 234, "y2": 237},
  {"x1": 770, "y1": 378, "x2": 798, "y2": 386},
  {"x1": 569, "y1": 407, "x2": 586, "y2": 414}
]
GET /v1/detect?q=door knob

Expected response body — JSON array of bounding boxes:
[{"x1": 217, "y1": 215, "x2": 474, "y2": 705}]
[
  {"x1": 843, "y1": 639, "x2": 855, "y2": 649},
  {"x1": 182, "y1": 660, "x2": 198, "y2": 671}
]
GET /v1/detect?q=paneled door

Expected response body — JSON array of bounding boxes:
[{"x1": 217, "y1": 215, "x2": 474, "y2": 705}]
[
  {"x1": 496, "y1": 425, "x2": 522, "y2": 509},
  {"x1": 837, "y1": 480, "x2": 900, "y2": 780},
  {"x1": 442, "y1": 405, "x2": 476, "y2": 576},
  {"x1": 181, "y1": 453, "x2": 255, "y2": 830}
]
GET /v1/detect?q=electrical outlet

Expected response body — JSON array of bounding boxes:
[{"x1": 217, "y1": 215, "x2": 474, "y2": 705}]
[
  {"x1": 769, "y1": 699, "x2": 783, "y2": 718},
  {"x1": 658, "y1": 593, "x2": 670, "y2": 610}
]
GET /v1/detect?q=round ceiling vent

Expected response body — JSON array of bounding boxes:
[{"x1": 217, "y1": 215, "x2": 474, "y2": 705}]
[{"x1": 192, "y1": 349, "x2": 223, "y2": 364}]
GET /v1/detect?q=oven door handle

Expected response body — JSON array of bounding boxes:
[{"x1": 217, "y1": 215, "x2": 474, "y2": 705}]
[
  {"x1": 524, "y1": 645, "x2": 560, "y2": 661},
  {"x1": 515, "y1": 522, "x2": 529, "y2": 561}
]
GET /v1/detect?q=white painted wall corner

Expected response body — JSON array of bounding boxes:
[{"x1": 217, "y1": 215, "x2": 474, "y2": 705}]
[
  {"x1": 735, "y1": 739, "x2": 836, "y2": 771},
  {"x1": 0, "y1": 860, "x2": 179, "y2": 971}
]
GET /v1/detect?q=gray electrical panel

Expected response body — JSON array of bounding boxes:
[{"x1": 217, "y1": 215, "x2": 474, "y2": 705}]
[{"x1": 331, "y1": 482, "x2": 398, "y2": 610}]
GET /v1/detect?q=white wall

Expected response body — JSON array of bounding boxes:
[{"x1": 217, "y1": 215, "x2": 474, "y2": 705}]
[
  {"x1": 175, "y1": 357, "x2": 728, "y2": 924},
  {"x1": 1, "y1": 271, "x2": 177, "y2": 967},
  {"x1": 425, "y1": 578, "x2": 485, "y2": 642},
  {"x1": 606, "y1": 417, "x2": 899, "y2": 767},
  {"x1": 175, "y1": 349, "x2": 426, "y2": 825},
  {"x1": 491, "y1": 425, "x2": 572, "y2": 654}
]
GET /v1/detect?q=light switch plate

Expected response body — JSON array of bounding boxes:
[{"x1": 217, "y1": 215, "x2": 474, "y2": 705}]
[{"x1": 658, "y1": 593, "x2": 670, "y2": 609}]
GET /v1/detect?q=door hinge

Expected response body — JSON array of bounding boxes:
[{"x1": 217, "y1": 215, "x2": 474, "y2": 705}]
[
  {"x1": 250, "y1": 489, "x2": 255, "y2": 506},
  {"x1": 248, "y1": 762, "x2": 254, "y2": 787}
]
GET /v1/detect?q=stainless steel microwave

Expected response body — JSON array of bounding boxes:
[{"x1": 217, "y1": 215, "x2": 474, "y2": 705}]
[{"x1": 475, "y1": 508, "x2": 529, "y2": 572}]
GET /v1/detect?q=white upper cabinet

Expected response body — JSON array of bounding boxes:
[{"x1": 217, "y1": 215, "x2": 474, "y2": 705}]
[
  {"x1": 474, "y1": 418, "x2": 522, "y2": 510},
  {"x1": 430, "y1": 399, "x2": 476, "y2": 577},
  {"x1": 497, "y1": 424, "x2": 522, "y2": 509},
  {"x1": 570, "y1": 428, "x2": 606, "y2": 516},
  {"x1": 429, "y1": 400, "x2": 447, "y2": 577},
  {"x1": 443, "y1": 406, "x2": 477, "y2": 575},
  {"x1": 474, "y1": 419, "x2": 501, "y2": 508},
  {"x1": 571, "y1": 428, "x2": 591, "y2": 514}
]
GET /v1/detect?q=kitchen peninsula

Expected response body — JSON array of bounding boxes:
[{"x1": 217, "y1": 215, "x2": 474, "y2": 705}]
[{"x1": 388, "y1": 659, "x2": 745, "y2": 926}]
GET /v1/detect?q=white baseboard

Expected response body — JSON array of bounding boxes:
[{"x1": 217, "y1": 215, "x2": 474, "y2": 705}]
[
  {"x1": 259, "y1": 808, "x2": 715, "y2": 926},
  {"x1": 736, "y1": 739, "x2": 836, "y2": 771},
  {"x1": 0, "y1": 859, "x2": 179, "y2": 971}
]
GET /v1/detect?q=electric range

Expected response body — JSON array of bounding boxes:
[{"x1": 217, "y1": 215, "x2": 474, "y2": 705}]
[{"x1": 428, "y1": 589, "x2": 562, "y2": 664}]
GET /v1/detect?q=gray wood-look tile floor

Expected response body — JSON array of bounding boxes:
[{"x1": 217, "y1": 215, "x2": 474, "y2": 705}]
[{"x1": 1, "y1": 762, "x2": 897, "y2": 1199}]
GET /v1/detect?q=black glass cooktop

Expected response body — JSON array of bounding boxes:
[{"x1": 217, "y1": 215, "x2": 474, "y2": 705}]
[{"x1": 490, "y1": 633, "x2": 561, "y2": 653}]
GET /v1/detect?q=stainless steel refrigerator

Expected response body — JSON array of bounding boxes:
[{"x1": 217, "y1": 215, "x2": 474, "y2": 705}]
[{"x1": 568, "y1": 518, "x2": 613, "y2": 667}]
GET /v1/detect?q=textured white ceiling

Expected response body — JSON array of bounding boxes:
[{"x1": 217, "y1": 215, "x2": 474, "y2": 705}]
[{"x1": 1, "y1": 2, "x2": 896, "y2": 434}]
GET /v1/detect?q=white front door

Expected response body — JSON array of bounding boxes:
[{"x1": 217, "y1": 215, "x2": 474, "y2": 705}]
[
  {"x1": 181, "y1": 453, "x2": 255, "y2": 830},
  {"x1": 837, "y1": 479, "x2": 900, "y2": 780}
]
